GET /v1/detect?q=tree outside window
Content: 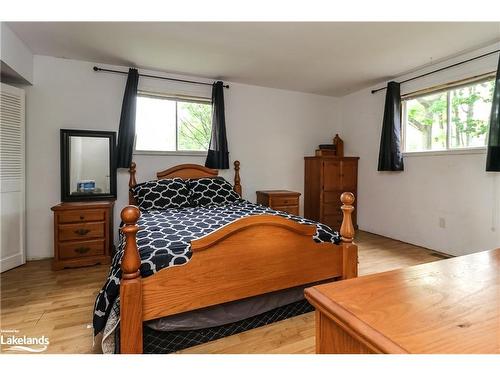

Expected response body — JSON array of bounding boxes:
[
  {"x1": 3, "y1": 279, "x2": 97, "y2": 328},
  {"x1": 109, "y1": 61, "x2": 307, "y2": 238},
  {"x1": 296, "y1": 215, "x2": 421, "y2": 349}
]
[
  {"x1": 135, "y1": 94, "x2": 212, "y2": 153},
  {"x1": 404, "y1": 78, "x2": 494, "y2": 152}
]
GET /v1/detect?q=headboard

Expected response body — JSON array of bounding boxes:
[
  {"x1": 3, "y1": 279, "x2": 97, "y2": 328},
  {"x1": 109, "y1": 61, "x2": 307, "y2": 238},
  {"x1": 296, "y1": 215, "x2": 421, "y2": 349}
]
[{"x1": 128, "y1": 161, "x2": 242, "y2": 205}]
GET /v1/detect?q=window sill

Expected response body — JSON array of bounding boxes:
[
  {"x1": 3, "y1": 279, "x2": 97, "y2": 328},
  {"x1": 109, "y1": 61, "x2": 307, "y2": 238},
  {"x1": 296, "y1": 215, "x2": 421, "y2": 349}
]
[
  {"x1": 134, "y1": 150, "x2": 208, "y2": 157},
  {"x1": 403, "y1": 147, "x2": 487, "y2": 157}
]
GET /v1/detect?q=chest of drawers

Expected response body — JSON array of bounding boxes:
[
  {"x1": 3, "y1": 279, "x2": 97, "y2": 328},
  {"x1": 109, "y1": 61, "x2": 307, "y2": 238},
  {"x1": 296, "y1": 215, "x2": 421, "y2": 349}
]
[{"x1": 51, "y1": 201, "x2": 114, "y2": 270}]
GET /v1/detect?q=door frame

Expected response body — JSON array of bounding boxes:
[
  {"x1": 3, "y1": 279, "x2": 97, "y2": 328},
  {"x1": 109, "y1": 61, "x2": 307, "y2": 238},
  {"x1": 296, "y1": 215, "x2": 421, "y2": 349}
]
[{"x1": 0, "y1": 82, "x2": 26, "y2": 272}]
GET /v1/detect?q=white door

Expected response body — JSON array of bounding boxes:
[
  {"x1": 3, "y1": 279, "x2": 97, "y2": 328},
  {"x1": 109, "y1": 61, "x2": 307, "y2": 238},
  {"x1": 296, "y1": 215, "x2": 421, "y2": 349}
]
[{"x1": 0, "y1": 83, "x2": 26, "y2": 272}]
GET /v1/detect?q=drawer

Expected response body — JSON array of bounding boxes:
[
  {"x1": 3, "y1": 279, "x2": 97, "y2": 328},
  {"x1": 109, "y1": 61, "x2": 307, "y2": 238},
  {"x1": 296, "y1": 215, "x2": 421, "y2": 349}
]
[
  {"x1": 59, "y1": 239, "x2": 105, "y2": 259},
  {"x1": 271, "y1": 196, "x2": 299, "y2": 207},
  {"x1": 323, "y1": 203, "x2": 342, "y2": 216},
  {"x1": 323, "y1": 214, "x2": 343, "y2": 230},
  {"x1": 58, "y1": 222, "x2": 105, "y2": 241},
  {"x1": 58, "y1": 209, "x2": 105, "y2": 224},
  {"x1": 273, "y1": 205, "x2": 299, "y2": 216},
  {"x1": 323, "y1": 191, "x2": 343, "y2": 204}
]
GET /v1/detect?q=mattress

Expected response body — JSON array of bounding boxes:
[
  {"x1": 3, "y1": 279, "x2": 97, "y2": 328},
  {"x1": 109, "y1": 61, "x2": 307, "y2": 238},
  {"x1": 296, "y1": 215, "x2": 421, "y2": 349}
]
[{"x1": 118, "y1": 299, "x2": 315, "y2": 354}]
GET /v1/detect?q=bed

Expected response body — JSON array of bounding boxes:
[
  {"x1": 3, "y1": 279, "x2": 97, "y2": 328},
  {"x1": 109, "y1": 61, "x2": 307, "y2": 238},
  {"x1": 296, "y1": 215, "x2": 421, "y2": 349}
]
[{"x1": 93, "y1": 160, "x2": 357, "y2": 354}]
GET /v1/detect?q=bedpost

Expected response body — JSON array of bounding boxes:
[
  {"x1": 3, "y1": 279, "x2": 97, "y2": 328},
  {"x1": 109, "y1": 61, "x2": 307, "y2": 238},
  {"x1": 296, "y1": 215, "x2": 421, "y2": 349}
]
[
  {"x1": 129, "y1": 162, "x2": 137, "y2": 205},
  {"x1": 234, "y1": 160, "x2": 242, "y2": 196},
  {"x1": 340, "y1": 192, "x2": 357, "y2": 279},
  {"x1": 120, "y1": 206, "x2": 143, "y2": 354}
]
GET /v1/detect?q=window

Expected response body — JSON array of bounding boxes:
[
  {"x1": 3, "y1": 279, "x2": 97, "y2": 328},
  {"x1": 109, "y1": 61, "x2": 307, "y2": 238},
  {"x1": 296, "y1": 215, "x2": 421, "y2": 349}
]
[
  {"x1": 402, "y1": 76, "x2": 495, "y2": 153},
  {"x1": 135, "y1": 93, "x2": 212, "y2": 153}
]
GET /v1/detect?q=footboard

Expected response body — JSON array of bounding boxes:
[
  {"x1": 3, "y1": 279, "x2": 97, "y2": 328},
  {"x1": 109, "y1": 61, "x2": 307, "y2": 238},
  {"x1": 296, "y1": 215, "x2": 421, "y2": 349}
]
[{"x1": 119, "y1": 192, "x2": 357, "y2": 353}]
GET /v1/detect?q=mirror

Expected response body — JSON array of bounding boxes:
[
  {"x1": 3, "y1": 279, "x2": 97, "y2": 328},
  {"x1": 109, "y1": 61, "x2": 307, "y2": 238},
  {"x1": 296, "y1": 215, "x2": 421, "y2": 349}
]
[{"x1": 60, "y1": 129, "x2": 117, "y2": 201}]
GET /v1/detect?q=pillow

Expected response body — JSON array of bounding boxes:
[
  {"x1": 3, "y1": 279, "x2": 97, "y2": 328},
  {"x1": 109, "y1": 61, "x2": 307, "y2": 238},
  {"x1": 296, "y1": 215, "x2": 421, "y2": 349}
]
[
  {"x1": 187, "y1": 177, "x2": 240, "y2": 207},
  {"x1": 131, "y1": 178, "x2": 191, "y2": 210}
]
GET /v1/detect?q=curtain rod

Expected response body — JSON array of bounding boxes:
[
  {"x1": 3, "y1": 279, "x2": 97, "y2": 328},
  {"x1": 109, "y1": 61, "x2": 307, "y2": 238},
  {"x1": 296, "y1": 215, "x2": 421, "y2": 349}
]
[
  {"x1": 93, "y1": 66, "x2": 229, "y2": 88},
  {"x1": 371, "y1": 49, "x2": 500, "y2": 94}
]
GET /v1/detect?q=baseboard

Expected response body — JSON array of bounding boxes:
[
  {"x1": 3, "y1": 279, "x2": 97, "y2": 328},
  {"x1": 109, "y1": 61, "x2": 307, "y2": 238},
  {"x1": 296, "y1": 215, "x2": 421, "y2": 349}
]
[
  {"x1": 0, "y1": 253, "x2": 26, "y2": 273},
  {"x1": 357, "y1": 228, "x2": 454, "y2": 258},
  {"x1": 26, "y1": 256, "x2": 53, "y2": 261}
]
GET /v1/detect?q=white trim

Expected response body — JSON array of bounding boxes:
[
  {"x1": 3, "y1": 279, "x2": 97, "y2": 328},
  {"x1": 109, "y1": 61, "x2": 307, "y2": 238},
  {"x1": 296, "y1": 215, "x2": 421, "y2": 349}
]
[
  {"x1": 133, "y1": 150, "x2": 207, "y2": 157},
  {"x1": 0, "y1": 253, "x2": 25, "y2": 273},
  {"x1": 0, "y1": 83, "x2": 26, "y2": 273},
  {"x1": 138, "y1": 90, "x2": 211, "y2": 103},
  {"x1": 403, "y1": 147, "x2": 487, "y2": 157}
]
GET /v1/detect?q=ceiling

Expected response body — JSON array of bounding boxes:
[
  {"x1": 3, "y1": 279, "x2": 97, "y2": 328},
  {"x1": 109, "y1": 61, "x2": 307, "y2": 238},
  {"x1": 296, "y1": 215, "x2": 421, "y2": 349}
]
[{"x1": 7, "y1": 22, "x2": 500, "y2": 96}]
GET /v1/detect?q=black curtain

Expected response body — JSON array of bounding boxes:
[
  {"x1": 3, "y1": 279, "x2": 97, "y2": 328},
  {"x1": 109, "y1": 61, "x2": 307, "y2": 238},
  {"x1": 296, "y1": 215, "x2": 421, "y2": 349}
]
[
  {"x1": 116, "y1": 68, "x2": 139, "y2": 169},
  {"x1": 205, "y1": 81, "x2": 229, "y2": 169},
  {"x1": 378, "y1": 81, "x2": 404, "y2": 171},
  {"x1": 486, "y1": 55, "x2": 500, "y2": 172}
]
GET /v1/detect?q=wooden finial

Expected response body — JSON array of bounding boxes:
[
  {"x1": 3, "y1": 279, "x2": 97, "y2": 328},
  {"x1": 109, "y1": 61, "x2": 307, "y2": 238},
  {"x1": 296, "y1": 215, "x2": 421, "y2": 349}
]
[
  {"x1": 340, "y1": 192, "x2": 355, "y2": 243},
  {"x1": 119, "y1": 204, "x2": 143, "y2": 353},
  {"x1": 233, "y1": 160, "x2": 242, "y2": 196},
  {"x1": 128, "y1": 162, "x2": 137, "y2": 205},
  {"x1": 120, "y1": 206, "x2": 141, "y2": 279},
  {"x1": 333, "y1": 134, "x2": 344, "y2": 157}
]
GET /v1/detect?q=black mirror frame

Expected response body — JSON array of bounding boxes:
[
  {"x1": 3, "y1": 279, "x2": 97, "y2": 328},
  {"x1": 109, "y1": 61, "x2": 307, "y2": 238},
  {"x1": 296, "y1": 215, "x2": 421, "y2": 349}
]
[{"x1": 60, "y1": 129, "x2": 117, "y2": 202}]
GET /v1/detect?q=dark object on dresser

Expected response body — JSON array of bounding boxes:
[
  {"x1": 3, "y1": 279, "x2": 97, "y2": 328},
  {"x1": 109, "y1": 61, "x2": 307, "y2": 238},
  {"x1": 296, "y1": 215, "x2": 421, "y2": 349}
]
[
  {"x1": 304, "y1": 156, "x2": 359, "y2": 229},
  {"x1": 256, "y1": 190, "x2": 301, "y2": 215},
  {"x1": 333, "y1": 134, "x2": 344, "y2": 157},
  {"x1": 51, "y1": 201, "x2": 114, "y2": 270}
]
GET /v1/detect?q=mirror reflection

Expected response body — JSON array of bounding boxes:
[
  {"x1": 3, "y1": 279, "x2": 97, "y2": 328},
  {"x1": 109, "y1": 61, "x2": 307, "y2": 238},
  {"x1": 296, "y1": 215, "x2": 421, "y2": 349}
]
[{"x1": 69, "y1": 136, "x2": 111, "y2": 196}]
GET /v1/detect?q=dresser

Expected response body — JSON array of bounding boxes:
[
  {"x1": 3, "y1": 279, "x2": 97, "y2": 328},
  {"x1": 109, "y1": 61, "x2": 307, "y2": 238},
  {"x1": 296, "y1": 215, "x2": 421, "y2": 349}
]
[
  {"x1": 304, "y1": 156, "x2": 358, "y2": 230},
  {"x1": 305, "y1": 249, "x2": 500, "y2": 354},
  {"x1": 256, "y1": 190, "x2": 301, "y2": 215},
  {"x1": 51, "y1": 201, "x2": 114, "y2": 270}
]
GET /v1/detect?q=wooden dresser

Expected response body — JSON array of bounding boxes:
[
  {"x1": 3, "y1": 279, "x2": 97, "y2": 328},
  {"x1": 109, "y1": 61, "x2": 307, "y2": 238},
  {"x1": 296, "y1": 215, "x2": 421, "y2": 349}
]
[
  {"x1": 51, "y1": 201, "x2": 114, "y2": 270},
  {"x1": 305, "y1": 249, "x2": 500, "y2": 354},
  {"x1": 256, "y1": 190, "x2": 301, "y2": 215},
  {"x1": 304, "y1": 156, "x2": 358, "y2": 230}
]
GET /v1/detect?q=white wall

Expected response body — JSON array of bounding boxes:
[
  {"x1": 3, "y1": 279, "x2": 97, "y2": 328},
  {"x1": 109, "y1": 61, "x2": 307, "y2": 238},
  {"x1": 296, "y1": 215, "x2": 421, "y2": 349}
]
[
  {"x1": 339, "y1": 43, "x2": 500, "y2": 256},
  {"x1": 0, "y1": 23, "x2": 33, "y2": 84},
  {"x1": 25, "y1": 55, "x2": 339, "y2": 260},
  {"x1": 69, "y1": 137, "x2": 110, "y2": 194}
]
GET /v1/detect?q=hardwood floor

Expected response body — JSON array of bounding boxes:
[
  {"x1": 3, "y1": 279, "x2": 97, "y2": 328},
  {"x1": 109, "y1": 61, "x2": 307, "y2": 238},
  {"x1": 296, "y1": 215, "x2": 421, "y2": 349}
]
[{"x1": 0, "y1": 231, "x2": 445, "y2": 354}]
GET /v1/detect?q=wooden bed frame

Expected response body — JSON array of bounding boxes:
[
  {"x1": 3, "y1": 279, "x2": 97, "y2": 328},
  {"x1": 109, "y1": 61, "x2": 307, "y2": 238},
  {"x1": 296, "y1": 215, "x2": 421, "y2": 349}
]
[{"x1": 119, "y1": 160, "x2": 357, "y2": 353}]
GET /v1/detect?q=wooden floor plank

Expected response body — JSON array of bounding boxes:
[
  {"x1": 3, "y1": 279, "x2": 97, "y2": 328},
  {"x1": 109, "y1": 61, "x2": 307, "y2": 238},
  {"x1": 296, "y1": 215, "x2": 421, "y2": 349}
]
[{"x1": 0, "y1": 231, "x2": 443, "y2": 354}]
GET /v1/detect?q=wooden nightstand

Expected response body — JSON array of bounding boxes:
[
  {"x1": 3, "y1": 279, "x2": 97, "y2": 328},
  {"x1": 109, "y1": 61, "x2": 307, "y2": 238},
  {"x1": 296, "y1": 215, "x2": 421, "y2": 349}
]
[
  {"x1": 51, "y1": 201, "x2": 114, "y2": 270},
  {"x1": 256, "y1": 190, "x2": 301, "y2": 215}
]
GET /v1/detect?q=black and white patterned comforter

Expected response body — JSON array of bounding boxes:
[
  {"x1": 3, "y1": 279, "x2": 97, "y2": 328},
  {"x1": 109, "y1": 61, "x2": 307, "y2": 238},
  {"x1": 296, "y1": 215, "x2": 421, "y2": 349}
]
[{"x1": 93, "y1": 199, "x2": 341, "y2": 335}]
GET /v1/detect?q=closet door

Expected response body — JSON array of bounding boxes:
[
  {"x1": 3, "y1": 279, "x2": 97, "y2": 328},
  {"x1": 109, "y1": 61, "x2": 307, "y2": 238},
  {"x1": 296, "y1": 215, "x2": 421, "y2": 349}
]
[{"x1": 0, "y1": 83, "x2": 26, "y2": 272}]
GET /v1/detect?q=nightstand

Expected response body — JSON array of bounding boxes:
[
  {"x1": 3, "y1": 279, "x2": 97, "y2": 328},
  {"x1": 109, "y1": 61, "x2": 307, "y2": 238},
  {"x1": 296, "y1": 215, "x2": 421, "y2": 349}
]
[
  {"x1": 256, "y1": 190, "x2": 301, "y2": 215},
  {"x1": 51, "y1": 201, "x2": 114, "y2": 270}
]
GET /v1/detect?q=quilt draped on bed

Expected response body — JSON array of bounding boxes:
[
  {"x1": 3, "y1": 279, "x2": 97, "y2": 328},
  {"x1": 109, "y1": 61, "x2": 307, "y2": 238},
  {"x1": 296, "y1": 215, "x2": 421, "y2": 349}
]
[{"x1": 93, "y1": 199, "x2": 341, "y2": 335}]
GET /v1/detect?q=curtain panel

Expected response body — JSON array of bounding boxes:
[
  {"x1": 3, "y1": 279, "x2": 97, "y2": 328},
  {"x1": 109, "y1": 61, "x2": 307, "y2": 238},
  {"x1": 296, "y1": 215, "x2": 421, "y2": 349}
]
[
  {"x1": 377, "y1": 81, "x2": 404, "y2": 171},
  {"x1": 205, "y1": 81, "x2": 229, "y2": 169},
  {"x1": 116, "y1": 68, "x2": 139, "y2": 169},
  {"x1": 486, "y1": 55, "x2": 500, "y2": 172}
]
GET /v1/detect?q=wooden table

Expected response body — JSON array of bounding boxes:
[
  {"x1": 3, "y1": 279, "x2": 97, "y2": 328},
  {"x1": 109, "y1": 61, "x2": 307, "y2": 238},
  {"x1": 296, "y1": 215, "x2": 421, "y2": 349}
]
[{"x1": 305, "y1": 249, "x2": 500, "y2": 354}]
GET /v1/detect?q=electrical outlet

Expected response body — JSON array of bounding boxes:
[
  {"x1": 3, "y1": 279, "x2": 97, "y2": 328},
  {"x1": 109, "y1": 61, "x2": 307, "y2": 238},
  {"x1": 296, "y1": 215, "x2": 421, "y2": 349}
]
[{"x1": 439, "y1": 217, "x2": 446, "y2": 228}]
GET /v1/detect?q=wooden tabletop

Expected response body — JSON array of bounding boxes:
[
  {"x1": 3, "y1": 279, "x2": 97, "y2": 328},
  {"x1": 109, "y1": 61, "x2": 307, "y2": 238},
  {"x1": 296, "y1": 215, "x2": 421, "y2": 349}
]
[{"x1": 305, "y1": 249, "x2": 500, "y2": 354}]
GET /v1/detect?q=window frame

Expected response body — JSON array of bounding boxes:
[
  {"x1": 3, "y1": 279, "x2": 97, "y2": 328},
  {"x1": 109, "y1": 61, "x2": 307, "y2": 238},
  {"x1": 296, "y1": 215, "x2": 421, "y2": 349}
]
[
  {"x1": 133, "y1": 91, "x2": 212, "y2": 156},
  {"x1": 401, "y1": 73, "x2": 495, "y2": 157}
]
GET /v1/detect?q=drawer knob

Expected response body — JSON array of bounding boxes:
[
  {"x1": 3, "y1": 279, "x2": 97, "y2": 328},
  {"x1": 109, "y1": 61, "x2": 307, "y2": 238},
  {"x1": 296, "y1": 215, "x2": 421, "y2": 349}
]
[
  {"x1": 75, "y1": 247, "x2": 90, "y2": 254},
  {"x1": 74, "y1": 228, "x2": 91, "y2": 236},
  {"x1": 80, "y1": 216, "x2": 85, "y2": 220}
]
